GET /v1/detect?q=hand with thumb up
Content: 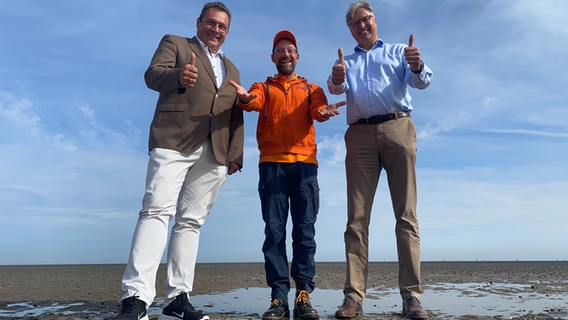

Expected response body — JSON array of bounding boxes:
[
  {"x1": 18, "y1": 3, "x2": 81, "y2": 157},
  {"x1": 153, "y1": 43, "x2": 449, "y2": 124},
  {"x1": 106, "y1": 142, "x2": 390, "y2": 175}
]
[
  {"x1": 404, "y1": 34, "x2": 423, "y2": 73},
  {"x1": 179, "y1": 52, "x2": 199, "y2": 88},
  {"x1": 331, "y1": 48, "x2": 346, "y2": 85}
]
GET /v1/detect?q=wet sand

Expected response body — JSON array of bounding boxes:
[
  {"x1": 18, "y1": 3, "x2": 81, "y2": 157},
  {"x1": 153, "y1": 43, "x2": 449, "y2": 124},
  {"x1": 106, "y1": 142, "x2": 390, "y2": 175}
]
[{"x1": 0, "y1": 261, "x2": 567, "y2": 319}]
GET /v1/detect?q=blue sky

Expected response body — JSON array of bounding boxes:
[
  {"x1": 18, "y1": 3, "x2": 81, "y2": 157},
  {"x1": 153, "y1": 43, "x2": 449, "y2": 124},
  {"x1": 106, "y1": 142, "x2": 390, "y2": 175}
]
[{"x1": 1, "y1": 0, "x2": 567, "y2": 265}]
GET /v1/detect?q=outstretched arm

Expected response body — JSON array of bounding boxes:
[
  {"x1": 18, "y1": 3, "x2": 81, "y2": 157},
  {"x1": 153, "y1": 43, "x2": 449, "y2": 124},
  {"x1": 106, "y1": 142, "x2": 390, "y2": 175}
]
[
  {"x1": 318, "y1": 101, "x2": 346, "y2": 121},
  {"x1": 229, "y1": 80, "x2": 257, "y2": 104}
]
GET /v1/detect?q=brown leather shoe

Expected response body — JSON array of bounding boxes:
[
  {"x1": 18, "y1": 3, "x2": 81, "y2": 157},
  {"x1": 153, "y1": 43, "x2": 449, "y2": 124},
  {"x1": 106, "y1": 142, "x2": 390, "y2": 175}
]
[
  {"x1": 334, "y1": 295, "x2": 362, "y2": 318},
  {"x1": 402, "y1": 296, "x2": 428, "y2": 319}
]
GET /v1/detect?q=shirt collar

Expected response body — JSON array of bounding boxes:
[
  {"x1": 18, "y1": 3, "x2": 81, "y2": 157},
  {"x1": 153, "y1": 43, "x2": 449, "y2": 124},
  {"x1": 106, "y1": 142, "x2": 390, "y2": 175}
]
[
  {"x1": 354, "y1": 39, "x2": 384, "y2": 52},
  {"x1": 196, "y1": 36, "x2": 225, "y2": 58},
  {"x1": 273, "y1": 74, "x2": 298, "y2": 82}
]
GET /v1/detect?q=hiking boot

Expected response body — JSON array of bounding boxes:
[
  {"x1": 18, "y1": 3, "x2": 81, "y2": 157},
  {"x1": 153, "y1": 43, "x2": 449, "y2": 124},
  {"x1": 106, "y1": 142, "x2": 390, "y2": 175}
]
[
  {"x1": 262, "y1": 298, "x2": 290, "y2": 320},
  {"x1": 158, "y1": 292, "x2": 209, "y2": 320},
  {"x1": 293, "y1": 290, "x2": 319, "y2": 320},
  {"x1": 402, "y1": 296, "x2": 428, "y2": 319},
  {"x1": 115, "y1": 296, "x2": 148, "y2": 320},
  {"x1": 334, "y1": 295, "x2": 362, "y2": 318}
]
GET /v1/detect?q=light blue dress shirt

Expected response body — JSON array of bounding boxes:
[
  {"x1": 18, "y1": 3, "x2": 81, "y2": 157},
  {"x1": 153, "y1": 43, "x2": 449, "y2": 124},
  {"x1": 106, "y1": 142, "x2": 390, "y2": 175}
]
[{"x1": 327, "y1": 39, "x2": 433, "y2": 125}]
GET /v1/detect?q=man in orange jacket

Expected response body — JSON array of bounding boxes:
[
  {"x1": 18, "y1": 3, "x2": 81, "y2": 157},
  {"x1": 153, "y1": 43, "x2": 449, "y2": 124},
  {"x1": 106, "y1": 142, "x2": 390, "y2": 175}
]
[{"x1": 230, "y1": 30, "x2": 345, "y2": 320}]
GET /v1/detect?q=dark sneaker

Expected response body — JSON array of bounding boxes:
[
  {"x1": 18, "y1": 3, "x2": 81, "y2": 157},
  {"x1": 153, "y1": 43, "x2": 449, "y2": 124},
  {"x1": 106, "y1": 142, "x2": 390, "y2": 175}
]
[
  {"x1": 115, "y1": 296, "x2": 149, "y2": 320},
  {"x1": 293, "y1": 290, "x2": 319, "y2": 320},
  {"x1": 158, "y1": 292, "x2": 209, "y2": 320},
  {"x1": 402, "y1": 296, "x2": 428, "y2": 319},
  {"x1": 262, "y1": 298, "x2": 290, "y2": 320},
  {"x1": 334, "y1": 295, "x2": 362, "y2": 319}
]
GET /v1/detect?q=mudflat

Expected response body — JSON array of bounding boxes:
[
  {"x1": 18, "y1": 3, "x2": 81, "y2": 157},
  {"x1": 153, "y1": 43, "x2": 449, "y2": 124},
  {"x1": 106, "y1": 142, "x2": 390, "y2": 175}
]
[{"x1": 1, "y1": 261, "x2": 567, "y2": 319}]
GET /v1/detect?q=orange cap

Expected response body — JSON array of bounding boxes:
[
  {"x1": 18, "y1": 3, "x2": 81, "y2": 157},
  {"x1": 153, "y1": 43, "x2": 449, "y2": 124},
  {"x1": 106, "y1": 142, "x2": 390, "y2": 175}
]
[{"x1": 273, "y1": 30, "x2": 297, "y2": 49}]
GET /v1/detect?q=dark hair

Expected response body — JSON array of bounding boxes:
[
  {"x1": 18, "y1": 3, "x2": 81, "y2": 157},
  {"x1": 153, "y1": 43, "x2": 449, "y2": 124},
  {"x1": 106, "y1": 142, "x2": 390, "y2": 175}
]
[{"x1": 199, "y1": 2, "x2": 232, "y2": 26}]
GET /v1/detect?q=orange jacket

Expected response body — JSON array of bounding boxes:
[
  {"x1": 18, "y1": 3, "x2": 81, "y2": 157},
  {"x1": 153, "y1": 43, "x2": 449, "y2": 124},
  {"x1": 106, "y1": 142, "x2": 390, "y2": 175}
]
[{"x1": 238, "y1": 75, "x2": 329, "y2": 162}]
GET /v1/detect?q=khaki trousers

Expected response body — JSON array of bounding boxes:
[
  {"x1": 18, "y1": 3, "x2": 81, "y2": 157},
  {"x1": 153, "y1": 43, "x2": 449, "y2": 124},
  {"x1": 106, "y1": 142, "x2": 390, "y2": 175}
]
[{"x1": 343, "y1": 117, "x2": 422, "y2": 303}]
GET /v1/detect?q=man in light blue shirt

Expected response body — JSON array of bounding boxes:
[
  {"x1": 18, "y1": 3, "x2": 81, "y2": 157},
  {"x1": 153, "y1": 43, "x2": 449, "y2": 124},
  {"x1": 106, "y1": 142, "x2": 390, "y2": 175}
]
[{"x1": 327, "y1": 1, "x2": 432, "y2": 319}]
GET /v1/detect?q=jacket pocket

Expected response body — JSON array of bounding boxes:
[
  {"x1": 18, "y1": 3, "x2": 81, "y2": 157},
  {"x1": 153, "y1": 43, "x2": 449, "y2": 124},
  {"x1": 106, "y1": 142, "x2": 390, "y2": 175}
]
[{"x1": 155, "y1": 104, "x2": 186, "y2": 128}]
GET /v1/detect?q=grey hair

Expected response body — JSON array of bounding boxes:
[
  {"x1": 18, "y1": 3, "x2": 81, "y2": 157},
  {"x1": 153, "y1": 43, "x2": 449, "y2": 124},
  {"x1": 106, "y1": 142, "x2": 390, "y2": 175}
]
[
  {"x1": 199, "y1": 2, "x2": 232, "y2": 26},
  {"x1": 345, "y1": 0, "x2": 374, "y2": 26}
]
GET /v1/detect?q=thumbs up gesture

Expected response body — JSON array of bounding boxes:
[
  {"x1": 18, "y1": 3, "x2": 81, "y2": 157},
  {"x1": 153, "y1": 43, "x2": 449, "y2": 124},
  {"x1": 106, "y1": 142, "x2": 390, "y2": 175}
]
[
  {"x1": 404, "y1": 34, "x2": 423, "y2": 72},
  {"x1": 179, "y1": 52, "x2": 199, "y2": 88},
  {"x1": 331, "y1": 48, "x2": 346, "y2": 85}
]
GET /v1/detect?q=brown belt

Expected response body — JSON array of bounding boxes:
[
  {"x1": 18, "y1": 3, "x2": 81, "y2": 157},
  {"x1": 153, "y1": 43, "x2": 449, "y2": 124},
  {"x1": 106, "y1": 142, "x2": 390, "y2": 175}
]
[{"x1": 351, "y1": 112, "x2": 410, "y2": 125}]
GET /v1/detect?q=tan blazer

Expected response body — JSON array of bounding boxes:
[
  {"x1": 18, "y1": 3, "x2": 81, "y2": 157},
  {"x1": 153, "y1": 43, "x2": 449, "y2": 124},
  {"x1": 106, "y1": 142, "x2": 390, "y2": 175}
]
[{"x1": 144, "y1": 34, "x2": 244, "y2": 167}]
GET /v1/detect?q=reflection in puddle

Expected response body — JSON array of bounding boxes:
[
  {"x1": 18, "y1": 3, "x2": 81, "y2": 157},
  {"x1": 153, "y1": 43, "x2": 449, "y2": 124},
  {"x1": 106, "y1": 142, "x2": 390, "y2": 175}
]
[
  {"x1": 161, "y1": 283, "x2": 568, "y2": 318},
  {"x1": 1, "y1": 283, "x2": 567, "y2": 319},
  {"x1": 0, "y1": 301, "x2": 85, "y2": 317}
]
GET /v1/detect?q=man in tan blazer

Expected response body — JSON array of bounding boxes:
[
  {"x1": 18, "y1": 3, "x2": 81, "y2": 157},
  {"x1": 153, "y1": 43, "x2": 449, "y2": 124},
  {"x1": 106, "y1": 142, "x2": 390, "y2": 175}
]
[{"x1": 115, "y1": 3, "x2": 243, "y2": 320}]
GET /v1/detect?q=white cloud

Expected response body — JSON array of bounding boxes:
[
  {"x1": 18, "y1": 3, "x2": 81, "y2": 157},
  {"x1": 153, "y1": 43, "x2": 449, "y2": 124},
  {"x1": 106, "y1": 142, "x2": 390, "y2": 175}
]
[{"x1": 0, "y1": 91, "x2": 77, "y2": 149}]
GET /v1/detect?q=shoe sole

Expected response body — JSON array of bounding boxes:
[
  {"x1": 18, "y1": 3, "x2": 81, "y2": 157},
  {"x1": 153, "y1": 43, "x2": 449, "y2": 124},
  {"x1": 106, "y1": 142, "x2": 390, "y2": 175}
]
[
  {"x1": 123, "y1": 316, "x2": 147, "y2": 320},
  {"x1": 262, "y1": 314, "x2": 290, "y2": 320},
  {"x1": 402, "y1": 309, "x2": 429, "y2": 319},
  {"x1": 402, "y1": 312, "x2": 428, "y2": 320},
  {"x1": 158, "y1": 315, "x2": 210, "y2": 320},
  {"x1": 293, "y1": 312, "x2": 319, "y2": 320}
]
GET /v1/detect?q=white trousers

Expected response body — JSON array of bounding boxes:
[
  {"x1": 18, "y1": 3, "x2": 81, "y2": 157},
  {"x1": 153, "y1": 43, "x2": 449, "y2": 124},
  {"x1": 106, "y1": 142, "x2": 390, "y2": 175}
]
[{"x1": 121, "y1": 141, "x2": 227, "y2": 306}]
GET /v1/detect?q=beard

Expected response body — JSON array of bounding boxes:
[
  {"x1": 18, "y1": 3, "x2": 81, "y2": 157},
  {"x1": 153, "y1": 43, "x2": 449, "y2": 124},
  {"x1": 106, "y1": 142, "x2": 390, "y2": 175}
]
[{"x1": 276, "y1": 61, "x2": 296, "y2": 76}]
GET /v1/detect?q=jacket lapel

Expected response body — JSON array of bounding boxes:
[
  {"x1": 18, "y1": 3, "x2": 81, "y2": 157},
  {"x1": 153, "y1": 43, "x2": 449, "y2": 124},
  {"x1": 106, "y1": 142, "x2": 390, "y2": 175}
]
[{"x1": 188, "y1": 37, "x2": 218, "y2": 88}]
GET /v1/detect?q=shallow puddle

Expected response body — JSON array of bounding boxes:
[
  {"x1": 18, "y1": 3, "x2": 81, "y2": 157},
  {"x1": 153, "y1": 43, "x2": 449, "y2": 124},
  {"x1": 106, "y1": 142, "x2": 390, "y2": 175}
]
[
  {"x1": 165, "y1": 283, "x2": 568, "y2": 319},
  {"x1": 2, "y1": 283, "x2": 567, "y2": 319}
]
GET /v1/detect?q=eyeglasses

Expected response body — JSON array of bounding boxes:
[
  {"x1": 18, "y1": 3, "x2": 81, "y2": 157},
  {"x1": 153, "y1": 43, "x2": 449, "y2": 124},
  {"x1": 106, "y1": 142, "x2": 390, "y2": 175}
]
[
  {"x1": 204, "y1": 18, "x2": 228, "y2": 34},
  {"x1": 349, "y1": 15, "x2": 374, "y2": 28},
  {"x1": 273, "y1": 47, "x2": 298, "y2": 55}
]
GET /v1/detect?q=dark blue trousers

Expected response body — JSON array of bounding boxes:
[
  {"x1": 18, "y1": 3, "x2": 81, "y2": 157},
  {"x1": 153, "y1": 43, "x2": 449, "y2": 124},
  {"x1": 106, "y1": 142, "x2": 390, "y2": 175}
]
[{"x1": 258, "y1": 162, "x2": 319, "y2": 300}]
